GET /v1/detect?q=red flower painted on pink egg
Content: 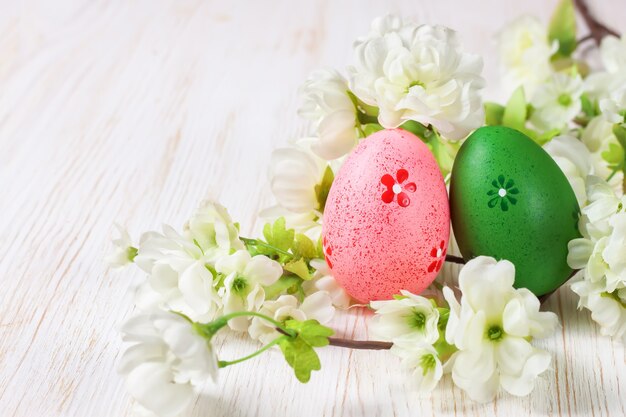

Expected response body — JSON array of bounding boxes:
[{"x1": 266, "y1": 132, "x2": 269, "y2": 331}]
[
  {"x1": 428, "y1": 240, "x2": 446, "y2": 273},
  {"x1": 323, "y1": 236, "x2": 334, "y2": 269},
  {"x1": 381, "y1": 169, "x2": 416, "y2": 208}
]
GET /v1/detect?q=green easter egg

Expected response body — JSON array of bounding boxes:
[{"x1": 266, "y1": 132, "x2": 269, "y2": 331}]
[{"x1": 449, "y1": 126, "x2": 581, "y2": 296}]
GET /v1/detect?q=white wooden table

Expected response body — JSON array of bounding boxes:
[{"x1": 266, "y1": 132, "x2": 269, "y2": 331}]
[{"x1": 1, "y1": 1, "x2": 624, "y2": 416}]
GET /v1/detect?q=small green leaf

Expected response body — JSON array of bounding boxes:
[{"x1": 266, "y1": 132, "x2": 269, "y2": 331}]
[
  {"x1": 484, "y1": 102, "x2": 505, "y2": 126},
  {"x1": 580, "y1": 93, "x2": 598, "y2": 118},
  {"x1": 264, "y1": 275, "x2": 302, "y2": 300},
  {"x1": 362, "y1": 123, "x2": 384, "y2": 136},
  {"x1": 502, "y1": 87, "x2": 527, "y2": 130},
  {"x1": 286, "y1": 319, "x2": 334, "y2": 347},
  {"x1": 613, "y1": 123, "x2": 626, "y2": 149},
  {"x1": 549, "y1": 0, "x2": 576, "y2": 58},
  {"x1": 263, "y1": 217, "x2": 295, "y2": 252},
  {"x1": 536, "y1": 128, "x2": 561, "y2": 145},
  {"x1": 314, "y1": 166, "x2": 335, "y2": 212},
  {"x1": 392, "y1": 294, "x2": 408, "y2": 301},
  {"x1": 283, "y1": 258, "x2": 311, "y2": 280},
  {"x1": 400, "y1": 120, "x2": 430, "y2": 141},
  {"x1": 277, "y1": 319, "x2": 334, "y2": 383},
  {"x1": 278, "y1": 335, "x2": 321, "y2": 383},
  {"x1": 419, "y1": 127, "x2": 459, "y2": 177},
  {"x1": 292, "y1": 234, "x2": 317, "y2": 260},
  {"x1": 316, "y1": 236, "x2": 325, "y2": 259},
  {"x1": 602, "y1": 143, "x2": 625, "y2": 165}
]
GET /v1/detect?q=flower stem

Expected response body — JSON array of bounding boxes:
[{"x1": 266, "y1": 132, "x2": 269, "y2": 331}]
[
  {"x1": 606, "y1": 165, "x2": 620, "y2": 182},
  {"x1": 218, "y1": 336, "x2": 287, "y2": 368},
  {"x1": 219, "y1": 311, "x2": 295, "y2": 336},
  {"x1": 240, "y1": 237, "x2": 293, "y2": 258}
]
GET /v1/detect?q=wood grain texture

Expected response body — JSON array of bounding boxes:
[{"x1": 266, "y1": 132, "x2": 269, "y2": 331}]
[{"x1": 0, "y1": 1, "x2": 624, "y2": 416}]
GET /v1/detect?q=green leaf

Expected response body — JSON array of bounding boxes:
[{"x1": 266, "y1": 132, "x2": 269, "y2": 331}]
[
  {"x1": 286, "y1": 319, "x2": 334, "y2": 347},
  {"x1": 400, "y1": 120, "x2": 430, "y2": 141},
  {"x1": 263, "y1": 217, "x2": 295, "y2": 252},
  {"x1": 263, "y1": 275, "x2": 301, "y2": 300},
  {"x1": 292, "y1": 234, "x2": 317, "y2": 260},
  {"x1": 613, "y1": 123, "x2": 626, "y2": 149},
  {"x1": 278, "y1": 319, "x2": 334, "y2": 383},
  {"x1": 502, "y1": 87, "x2": 527, "y2": 130},
  {"x1": 484, "y1": 102, "x2": 505, "y2": 126},
  {"x1": 580, "y1": 93, "x2": 598, "y2": 118},
  {"x1": 536, "y1": 128, "x2": 561, "y2": 145},
  {"x1": 316, "y1": 235, "x2": 325, "y2": 259},
  {"x1": 314, "y1": 166, "x2": 334, "y2": 212},
  {"x1": 426, "y1": 133, "x2": 459, "y2": 177},
  {"x1": 549, "y1": 0, "x2": 576, "y2": 58},
  {"x1": 602, "y1": 142, "x2": 625, "y2": 165},
  {"x1": 362, "y1": 123, "x2": 384, "y2": 137},
  {"x1": 283, "y1": 258, "x2": 311, "y2": 280},
  {"x1": 278, "y1": 335, "x2": 321, "y2": 383}
]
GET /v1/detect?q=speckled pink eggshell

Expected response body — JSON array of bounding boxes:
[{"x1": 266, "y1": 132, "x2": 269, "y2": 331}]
[{"x1": 322, "y1": 128, "x2": 450, "y2": 303}]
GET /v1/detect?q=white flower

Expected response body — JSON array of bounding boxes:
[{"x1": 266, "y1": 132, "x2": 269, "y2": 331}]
[
  {"x1": 184, "y1": 200, "x2": 244, "y2": 259},
  {"x1": 580, "y1": 117, "x2": 624, "y2": 190},
  {"x1": 390, "y1": 340, "x2": 443, "y2": 392},
  {"x1": 131, "y1": 201, "x2": 245, "y2": 321},
  {"x1": 248, "y1": 292, "x2": 335, "y2": 345},
  {"x1": 299, "y1": 69, "x2": 359, "y2": 160},
  {"x1": 269, "y1": 138, "x2": 329, "y2": 214},
  {"x1": 350, "y1": 14, "x2": 411, "y2": 104},
  {"x1": 600, "y1": 86, "x2": 626, "y2": 124},
  {"x1": 370, "y1": 290, "x2": 440, "y2": 344},
  {"x1": 569, "y1": 211, "x2": 626, "y2": 294},
  {"x1": 497, "y1": 16, "x2": 557, "y2": 97},
  {"x1": 602, "y1": 213, "x2": 626, "y2": 289},
  {"x1": 304, "y1": 259, "x2": 351, "y2": 309},
  {"x1": 107, "y1": 224, "x2": 136, "y2": 269},
  {"x1": 443, "y1": 257, "x2": 558, "y2": 402},
  {"x1": 349, "y1": 17, "x2": 485, "y2": 140},
  {"x1": 600, "y1": 35, "x2": 626, "y2": 73},
  {"x1": 530, "y1": 73, "x2": 583, "y2": 131},
  {"x1": 118, "y1": 311, "x2": 217, "y2": 417},
  {"x1": 580, "y1": 175, "x2": 625, "y2": 236},
  {"x1": 134, "y1": 226, "x2": 222, "y2": 322},
  {"x1": 544, "y1": 135, "x2": 593, "y2": 206},
  {"x1": 571, "y1": 280, "x2": 626, "y2": 342},
  {"x1": 582, "y1": 116, "x2": 616, "y2": 154},
  {"x1": 216, "y1": 250, "x2": 282, "y2": 331},
  {"x1": 584, "y1": 35, "x2": 626, "y2": 101}
]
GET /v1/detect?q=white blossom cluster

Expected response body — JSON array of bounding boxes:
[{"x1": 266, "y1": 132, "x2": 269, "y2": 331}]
[
  {"x1": 568, "y1": 177, "x2": 626, "y2": 342},
  {"x1": 371, "y1": 257, "x2": 558, "y2": 401},
  {"x1": 109, "y1": 201, "x2": 337, "y2": 416},
  {"x1": 266, "y1": 13, "x2": 486, "y2": 245}
]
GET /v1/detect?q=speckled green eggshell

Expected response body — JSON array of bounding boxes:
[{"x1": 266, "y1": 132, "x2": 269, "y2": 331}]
[{"x1": 449, "y1": 126, "x2": 581, "y2": 296}]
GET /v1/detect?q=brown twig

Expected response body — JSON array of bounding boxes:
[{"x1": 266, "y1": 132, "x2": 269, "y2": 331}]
[
  {"x1": 574, "y1": 0, "x2": 619, "y2": 45},
  {"x1": 328, "y1": 337, "x2": 392, "y2": 350},
  {"x1": 445, "y1": 254, "x2": 465, "y2": 264}
]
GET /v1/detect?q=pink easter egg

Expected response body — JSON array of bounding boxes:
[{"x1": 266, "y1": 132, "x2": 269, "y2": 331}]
[{"x1": 322, "y1": 128, "x2": 450, "y2": 303}]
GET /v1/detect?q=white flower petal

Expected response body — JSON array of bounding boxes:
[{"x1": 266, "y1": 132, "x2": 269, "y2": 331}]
[
  {"x1": 300, "y1": 291, "x2": 335, "y2": 324},
  {"x1": 244, "y1": 255, "x2": 283, "y2": 286},
  {"x1": 125, "y1": 362, "x2": 194, "y2": 417}
]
